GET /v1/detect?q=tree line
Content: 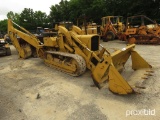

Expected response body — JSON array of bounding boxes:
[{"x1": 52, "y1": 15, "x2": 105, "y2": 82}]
[{"x1": 0, "y1": 0, "x2": 160, "y2": 34}]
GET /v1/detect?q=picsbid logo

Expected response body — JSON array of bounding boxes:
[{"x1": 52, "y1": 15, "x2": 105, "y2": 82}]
[{"x1": 126, "y1": 109, "x2": 156, "y2": 117}]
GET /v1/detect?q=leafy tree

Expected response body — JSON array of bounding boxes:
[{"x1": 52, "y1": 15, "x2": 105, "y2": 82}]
[
  {"x1": 49, "y1": 0, "x2": 70, "y2": 22},
  {"x1": 34, "y1": 11, "x2": 49, "y2": 28},
  {"x1": 7, "y1": 11, "x2": 20, "y2": 24},
  {"x1": 67, "y1": 0, "x2": 83, "y2": 24},
  {"x1": 0, "y1": 19, "x2": 8, "y2": 34},
  {"x1": 1, "y1": 0, "x2": 160, "y2": 33},
  {"x1": 7, "y1": 11, "x2": 17, "y2": 20},
  {"x1": 18, "y1": 8, "x2": 49, "y2": 30},
  {"x1": 19, "y1": 8, "x2": 35, "y2": 30},
  {"x1": 49, "y1": 4, "x2": 62, "y2": 22}
]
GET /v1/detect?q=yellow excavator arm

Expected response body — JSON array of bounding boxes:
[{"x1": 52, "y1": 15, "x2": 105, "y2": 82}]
[{"x1": 8, "y1": 19, "x2": 43, "y2": 58}]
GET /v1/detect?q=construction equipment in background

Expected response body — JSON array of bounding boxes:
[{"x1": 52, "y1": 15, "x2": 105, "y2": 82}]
[
  {"x1": 4, "y1": 34, "x2": 12, "y2": 44},
  {"x1": 36, "y1": 21, "x2": 85, "y2": 36},
  {"x1": 0, "y1": 38, "x2": 11, "y2": 56},
  {"x1": 76, "y1": 16, "x2": 98, "y2": 35},
  {"x1": 81, "y1": 22, "x2": 98, "y2": 35},
  {"x1": 100, "y1": 16, "x2": 125, "y2": 41},
  {"x1": 35, "y1": 27, "x2": 58, "y2": 37},
  {"x1": 123, "y1": 15, "x2": 160, "y2": 44},
  {"x1": 8, "y1": 19, "x2": 152, "y2": 95},
  {"x1": 36, "y1": 27, "x2": 44, "y2": 35}
]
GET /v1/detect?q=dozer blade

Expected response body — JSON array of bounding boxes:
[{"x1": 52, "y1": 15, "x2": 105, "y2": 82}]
[{"x1": 92, "y1": 44, "x2": 152, "y2": 94}]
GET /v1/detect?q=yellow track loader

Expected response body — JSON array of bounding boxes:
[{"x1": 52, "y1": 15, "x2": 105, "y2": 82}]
[{"x1": 8, "y1": 19, "x2": 152, "y2": 95}]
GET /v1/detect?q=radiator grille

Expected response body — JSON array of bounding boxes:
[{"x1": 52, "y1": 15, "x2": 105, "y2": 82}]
[{"x1": 91, "y1": 36, "x2": 99, "y2": 51}]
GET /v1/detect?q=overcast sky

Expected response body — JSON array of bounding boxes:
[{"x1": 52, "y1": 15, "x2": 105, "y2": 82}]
[{"x1": 0, "y1": 0, "x2": 62, "y2": 20}]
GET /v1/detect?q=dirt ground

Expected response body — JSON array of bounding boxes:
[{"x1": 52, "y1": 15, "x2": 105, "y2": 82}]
[{"x1": 0, "y1": 40, "x2": 160, "y2": 120}]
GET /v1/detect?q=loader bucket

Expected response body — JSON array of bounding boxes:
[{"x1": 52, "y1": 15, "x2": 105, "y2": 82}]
[{"x1": 92, "y1": 44, "x2": 152, "y2": 94}]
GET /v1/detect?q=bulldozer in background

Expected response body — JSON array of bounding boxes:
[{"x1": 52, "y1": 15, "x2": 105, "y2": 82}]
[
  {"x1": 122, "y1": 15, "x2": 160, "y2": 44},
  {"x1": 8, "y1": 19, "x2": 152, "y2": 95},
  {"x1": 100, "y1": 16, "x2": 125, "y2": 41}
]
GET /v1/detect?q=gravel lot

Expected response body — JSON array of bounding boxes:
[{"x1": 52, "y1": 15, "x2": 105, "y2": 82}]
[{"x1": 0, "y1": 40, "x2": 160, "y2": 120}]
